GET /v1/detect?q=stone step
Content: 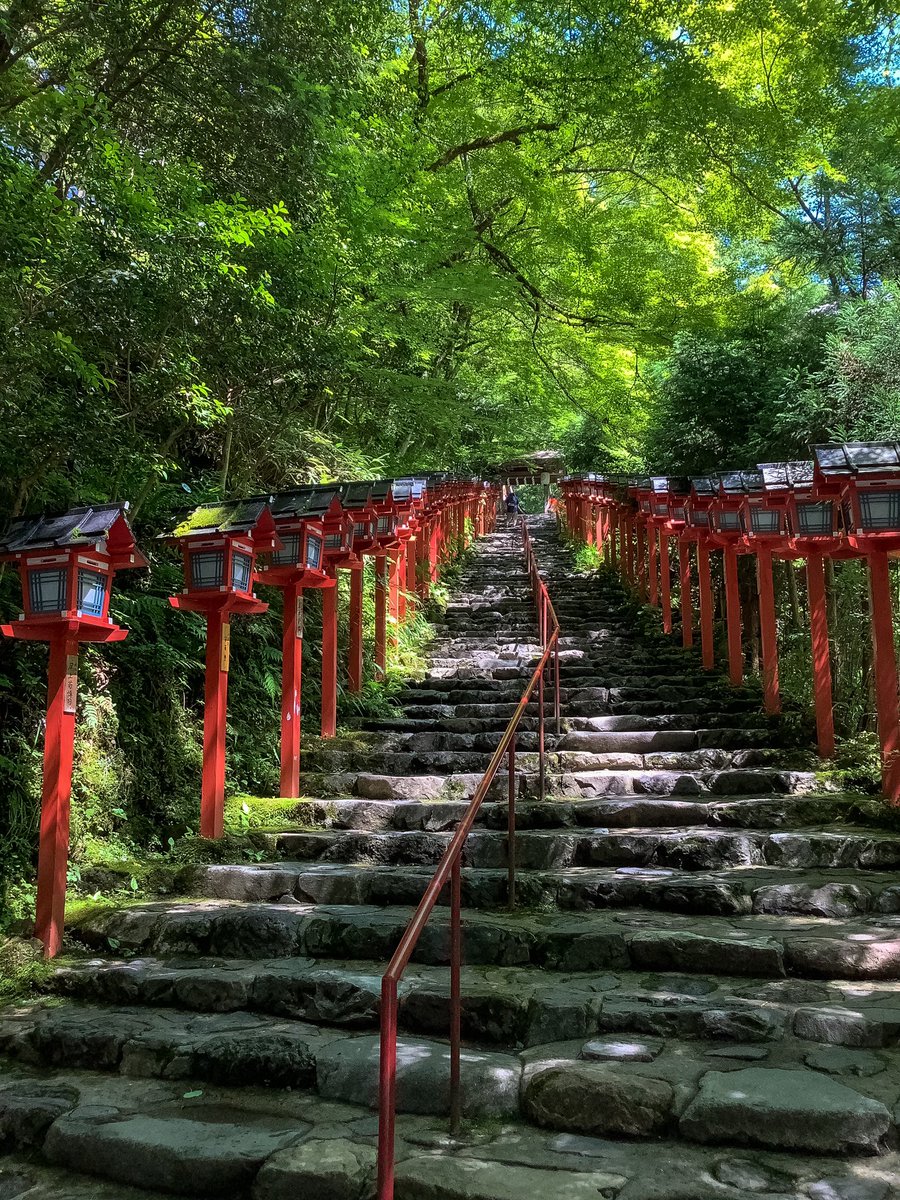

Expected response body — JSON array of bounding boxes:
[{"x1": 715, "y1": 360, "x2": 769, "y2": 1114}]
[
  {"x1": 262, "y1": 794, "x2": 856, "y2": 836},
  {"x1": 18, "y1": 1066, "x2": 894, "y2": 1200},
  {"x1": 185, "y1": 859, "x2": 900, "y2": 920},
  {"x1": 303, "y1": 748, "x2": 790, "y2": 777},
  {"x1": 360, "y1": 715, "x2": 555, "y2": 734},
  {"x1": 401, "y1": 697, "x2": 766, "y2": 721},
  {"x1": 570, "y1": 713, "x2": 770, "y2": 732},
  {"x1": 557, "y1": 728, "x2": 771, "y2": 751},
  {"x1": 71, "y1": 899, "x2": 900, "y2": 981},
  {"x1": 400, "y1": 684, "x2": 749, "y2": 707},
  {"x1": 49, "y1": 955, "x2": 900, "y2": 1052},
  {"x1": 259, "y1": 824, "x2": 900, "y2": 873},
  {"x1": 299, "y1": 767, "x2": 820, "y2": 802},
  {"x1": 1, "y1": 1006, "x2": 896, "y2": 1158},
  {"x1": 331, "y1": 727, "x2": 770, "y2": 756}
]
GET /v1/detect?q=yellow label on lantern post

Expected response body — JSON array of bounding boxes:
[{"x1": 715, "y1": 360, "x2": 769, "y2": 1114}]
[
  {"x1": 220, "y1": 622, "x2": 231, "y2": 672},
  {"x1": 296, "y1": 595, "x2": 304, "y2": 639}
]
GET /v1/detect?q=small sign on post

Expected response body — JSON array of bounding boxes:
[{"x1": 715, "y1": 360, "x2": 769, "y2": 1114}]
[
  {"x1": 63, "y1": 655, "x2": 79, "y2": 713},
  {"x1": 220, "y1": 622, "x2": 231, "y2": 672}
]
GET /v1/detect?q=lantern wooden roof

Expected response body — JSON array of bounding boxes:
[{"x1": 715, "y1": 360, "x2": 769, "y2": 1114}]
[
  {"x1": 368, "y1": 480, "x2": 394, "y2": 505},
  {"x1": 651, "y1": 476, "x2": 690, "y2": 497},
  {"x1": 719, "y1": 470, "x2": 765, "y2": 496},
  {"x1": 1, "y1": 504, "x2": 144, "y2": 564},
  {"x1": 690, "y1": 476, "x2": 718, "y2": 497},
  {"x1": 393, "y1": 478, "x2": 427, "y2": 502},
  {"x1": 758, "y1": 461, "x2": 814, "y2": 492},
  {"x1": 271, "y1": 487, "x2": 340, "y2": 520},
  {"x1": 813, "y1": 443, "x2": 900, "y2": 478},
  {"x1": 168, "y1": 498, "x2": 275, "y2": 542},
  {"x1": 339, "y1": 482, "x2": 374, "y2": 511}
]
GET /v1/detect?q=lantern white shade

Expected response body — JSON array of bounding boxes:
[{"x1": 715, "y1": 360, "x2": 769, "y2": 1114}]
[
  {"x1": 190, "y1": 551, "x2": 225, "y2": 589},
  {"x1": 859, "y1": 490, "x2": 900, "y2": 531},
  {"x1": 231, "y1": 551, "x2": 253, "y2": 592},
  {"x1": 29, "y1": 568, "x2": 67, "y2": 613},
  {"x1": 77, "y1": 569, "x2": 107, "y2": 616}
]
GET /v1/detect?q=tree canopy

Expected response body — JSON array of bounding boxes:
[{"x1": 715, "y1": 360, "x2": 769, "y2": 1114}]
[{"x1": 2, "y1": 0, "x2": 900, "y2": 514}]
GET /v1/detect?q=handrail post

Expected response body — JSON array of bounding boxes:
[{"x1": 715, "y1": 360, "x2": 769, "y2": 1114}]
[
  {"x1": 554, "y1": 637, "x2": 561, "y2": 734},
  {"x1": 538, "y1": 659, "x2": 546, "y2": 802},
  {"x1": 507, "y1": 734, "x2": 516, "y2": 910},
  {"x1": 449, "y1": 857, "x2": 462, "y2": 1137},
  {"x1": 377, "y1": 976, "x2": 399, "y2": 1200}
]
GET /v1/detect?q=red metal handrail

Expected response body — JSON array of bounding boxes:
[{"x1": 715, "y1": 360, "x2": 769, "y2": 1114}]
[{"x1": 376, "y1": 516, "x2": 560, "y2": 1198}]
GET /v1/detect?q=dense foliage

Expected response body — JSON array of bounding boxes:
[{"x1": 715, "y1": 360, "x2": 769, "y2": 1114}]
[{"x1": 3, "y1": 0, "x2": 900, "y2": 924}]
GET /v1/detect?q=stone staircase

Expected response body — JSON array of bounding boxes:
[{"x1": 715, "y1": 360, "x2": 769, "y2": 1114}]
[{"x1": 2, "y1": 517, "x2": 900, "y2": 1200}]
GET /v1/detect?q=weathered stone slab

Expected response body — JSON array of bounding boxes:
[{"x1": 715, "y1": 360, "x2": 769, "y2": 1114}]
[
  {"x1": 581, "y1": 1037, "x2": 662, "y2": 1063},
  {"x1": 253, "y1": 1138, "x2": 376, "y2": 1200},
  {"x1": 0, "y1": 1082, "x2": 79, "y2": 1150},
  {"x1": 628, "y1": 930, "x2": 784, "y2": 977},
  {"x1": 524, "y1": 1063, "x2": 674, "y2": 1136},
  {"x1": 44, "y1": 1102, "x2": 308, "y2": 1196},
  {"x1": 679, "y1": 1067, "x2": 892, "y2": 1153},
  {"x1": 393, "y1": 1156, "x2": 626, "y2": 1199},
  {"x1": 316, "y1": 1035, "x2": 521, "y2": 1116}
]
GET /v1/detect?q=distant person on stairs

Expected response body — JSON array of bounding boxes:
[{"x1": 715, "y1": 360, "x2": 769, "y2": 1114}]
[{"x1": 505, "y1": 488, "x2": 522, "y2": 519}]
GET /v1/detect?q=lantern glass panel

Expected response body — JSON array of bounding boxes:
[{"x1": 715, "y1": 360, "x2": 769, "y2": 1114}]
[
  {"x1": 718, "y1": 510, "x2": 743, "y2": 531},
  {"x1": 796, "y1": 502, "x2": 834, "y2": 536},
  {"x1": 377, "y1": 515, "x2": 394, "y2": 534},
  {"x1": 653, "y1": 503, "x2": 668, "y2": 516},
  {"x1": 353, "y1": 521, "x2": 370, "y2": 539},
  {"x1": 640, "y1": 500, "x2": 651, "y2": 512},
  {"x1": 325, "y1": 533, "x2": 343, "y2": 551},
  {"x1": 231, "y1": 551, "x2": 253, "y2": 592},
  {"x1": 750, "y1": 507, "x2": 780, "y2": 534},
  {"x1": 306, "y1": 534, "x2": 323, "y2": 570},
  {"x1": 29, "y1": 567, "x2": 67, "y2": 613},
  {"x1": 859, "y1": 490, "x2": 900, "y2": 531},
  {"x1": 190, "y1": 551, "x2": 224, "y2": 589},
  {"x1": 272, "y1": 534, "x2": 301, "y2": 566},
  {"x1": 671, "y1": 505, "x2": 686, "y2": 522},
  {"x1": 77, "y1": 569, "x2": 106, "y2": 616},
  {"x1": 690, "y1": 511, "x2": 710, "y2": 528}
]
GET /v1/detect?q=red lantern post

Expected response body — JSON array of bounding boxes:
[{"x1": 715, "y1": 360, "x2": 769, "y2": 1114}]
[
  {"x1": 1, "y1": 505, "x2": 146, "y2": 957},
  {"x1": 316, "y1": 490, "x2": 357, "y2": 737},
  {"x1": 813, "y1": 444, "x2": 900, "y2": 799},
  {"x1": 165, "y1": 500, "x2": 277, "y2": 836},
  {"x1": 685, "y1": 478, "x2": 719, "y2": 671},
  {"x1": 735, "y1": 471, "x2": 792, "y2": 715},
  {"x1": 368, "y1": 482, "x2": 402, "y2": 677},
  {"x1": 338, "y1": 482, "x2": 380, "y2": 694},
  {"x1": 256, "y1": 489, "x2": 335, "y2": 795},
  {"x1": 651, "y1": 478, "x2": 691, "y2": 643},
  {"x1": 708, "y1": 474, "x2": 753, "y2": 687},
  {"x1": 759, "y1": 459, "x2": 855, "y2": 758}
]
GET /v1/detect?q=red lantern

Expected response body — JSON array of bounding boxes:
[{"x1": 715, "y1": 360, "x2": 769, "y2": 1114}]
[
  {"x1": 338, "y1": 483, "x2": 379, "y2": 696},
  {"x1": 812, "y1": 443, "x2": 900, "y2": 800},
  {"x1": 685, "y1": 478, "x2": 719, "y2": 671},
  {"x1": 758, "y1": 460, "x2": 855, "y2": 757},
  {"x1": 254, "y1": 489, "x2": 339, "y2": 795},
  {"x1": 165, "y1": 499, "x2": 277, "y2": 839},
  {"x1": 729, "y1": 472, "x2": 788, "y2": 714},
  {"x1": 1, "y1": 504, "x2": 146, "y2": 956},
  {"x1": 650, "y1": 477, "x2": 691, "y2": 642}
]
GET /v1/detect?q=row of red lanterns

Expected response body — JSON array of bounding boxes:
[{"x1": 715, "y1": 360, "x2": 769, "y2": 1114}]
[
  {"x1": 1, "y1": 477, "x2": 499, "y2": 956},
  {"x1": 560, "y1": 443, "x2": 900, "y2": 804}
]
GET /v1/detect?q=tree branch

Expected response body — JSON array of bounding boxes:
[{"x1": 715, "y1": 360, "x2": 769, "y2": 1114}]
[{"x1": 427, "y1": 121, "x2": 560, "y2": 170}]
